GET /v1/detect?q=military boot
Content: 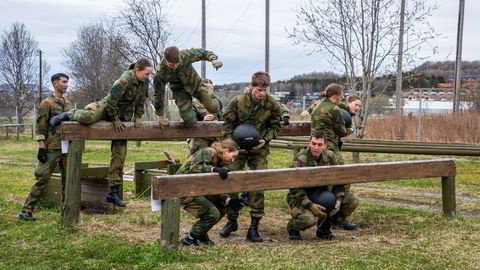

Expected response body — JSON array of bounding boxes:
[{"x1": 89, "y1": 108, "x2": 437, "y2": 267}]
[
  {"x1": 49, "y1": 112, "x2": 72, "y2": 128},
  {"x1": 246, "y1": 217, "x2": 263, "y2": 242},
  {"x1": 287, "y1": 224, "x2": 302, "y2": 240},
  {"x1": 182, "y1": 233, "x2": 199, "y2": 246},
  {"x1": 341, "y1": 220, "x2": 358, "y2": 231},
  {"x1": 316, "y1": 217, "x2": 336, "y2": 240},
  {"x1": 106, "y1": 184, "x2": 126, "y2": 207},
  {"x1": 17, "y1": 210, "x2": 37, "y2": 221},
  {"x1": 197, "y1": 233, "x2": 215, "y2": 245},
  {"x1": 219, "y1": 220, "x2": 238, "y2": 238}
]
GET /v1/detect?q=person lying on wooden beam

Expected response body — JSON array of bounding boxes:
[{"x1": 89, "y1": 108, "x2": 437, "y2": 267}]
[
  {"x1": 175, "y1": 138, "x2": 244, "y2": 246},
  {"x1": 49, "y1": 58, "x2": 153, "y2": 208}
]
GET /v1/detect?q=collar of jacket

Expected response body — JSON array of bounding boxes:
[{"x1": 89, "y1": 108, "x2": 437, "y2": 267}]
[
  {"x1": 128, "y1": 69, "x2": 140, "y2": 86},
  {"x1": 50, "y1": 94, "x2": 66, "y2": 104},
  {"x1": 245, "y1": 92, "x2": 269, "y2": 108}
]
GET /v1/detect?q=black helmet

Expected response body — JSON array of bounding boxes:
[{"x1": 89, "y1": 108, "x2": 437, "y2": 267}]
[
  {"x1": 232, "y1": 124, "x2": 261, "y2": 151},
  {"x1": 339, "y1": 108, "x2": 352, "y2": 128},
  {"x1": 309, "y1": 190, "x2": 336, "y2": 212}
]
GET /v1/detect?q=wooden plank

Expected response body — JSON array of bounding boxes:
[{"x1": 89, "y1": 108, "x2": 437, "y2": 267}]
[
  {"x1": 134, "y1": 160, "x2": 177, "y2": 196},
  {"x1": 159, "y1": 163, "x2": 182, "y2": 250},
  {"x1": 134, "y1": 160, "x2": 176, "y2": 171},
  {"x1": 60, "y1": 121, "x2": 311, "y2": 141},
  {"x1": 442, "y1": 172, "x2": 456, "y2": 217},
  {"x1": 62, "y1": 140, "x2": 85, "y2": 227},
  {"x1": 152, "y1": 159, "x2": 456, "y2": 199}
]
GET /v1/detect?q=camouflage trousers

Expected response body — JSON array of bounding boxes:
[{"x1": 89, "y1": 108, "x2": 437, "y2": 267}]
[
  {"x1": 22, "y1": 149, "x2": 66, "y2": 212},
  {"x1": 70, "y1": 101, "x2": 129, "y2": 186},
  {"x1": 172, "y1": 82, "x2": 220, "y2": 127},
  {"x1": 187, "y1": 137, "x2": 218, "y2": 157},
  {"x1": 182, "y1": 195, "x2": 227, "y2": 238},
  {"x1": 288, "y1": 192, "x2": 359, "y2": 231},
  {"x1": 224, "y1": 150, "x2": 268, "y2": 219}
]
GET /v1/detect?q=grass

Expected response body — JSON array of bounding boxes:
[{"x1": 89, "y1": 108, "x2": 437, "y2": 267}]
[{"x1": 1, "y1": 138, "x2": 480, "y2": 269}]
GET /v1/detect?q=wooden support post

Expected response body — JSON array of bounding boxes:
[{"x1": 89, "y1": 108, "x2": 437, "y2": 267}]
[
  {"x1": 441, "y1": 172, "x2": 456, "y2": 217},
  {"x1": 16, "y1": 125, "x2": 19, "y2": 140},
  {"x1": 31, "y1": 124, "x2": 34, "y2": 139},
  {"x1": 6, "y1": 126, "x2": 8, "y2": 139},
  {"x1": 159, "y1": 163, "x2": 182, "y2": 250},
  {"x1": 63, "y1": 140, "x2": 85, "y2": 227}
]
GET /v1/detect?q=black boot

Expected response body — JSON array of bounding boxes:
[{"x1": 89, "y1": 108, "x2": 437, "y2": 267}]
[
  {"x1": 17, "y1": 210, "x2": 37, "y2": 221},
  {"x1": 182, "y1": 233, "x2": 199, "y2": 246},
  {"x1": 106, "y1": 184, "x2": 126, "y2": 207},
  {"x1": 49, "y1": 112, "x2": 72, "y2": 128},
  {"x1": 197, "y1": 233, "x2": 215, "y2": 245},
  {"x1": 316, "y1": 217, "x2": 336, "y2": 240},
  {"x1": 287, "y1": 224, "x2": 302, "y2": 240},
  {"x1": 341, "y1": 220, "x2": 358, "y2": 231},
  {"x1": 246, "y1": 217, "x2": 263, "y2": 242},
  {"x1": 219, "y1": 220, "x2": 238, "y2": 238}
]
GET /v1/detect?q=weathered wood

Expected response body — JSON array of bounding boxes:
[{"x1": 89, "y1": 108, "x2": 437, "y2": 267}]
[
  {"x1": 153, "y1": 159, "x2": 456, "y2": 200},
  {"x1": 134, "y1": 160, "x2": 177, "y2": 196},
  {"x1": 159, "y1": 163, "x2": 182, "y2": 250},
  {"x1": 441, "y1": 172, "x2": 456, "y2": 217},
  {"x1": 60, "y1": 121, "x2": 311, "y2": 141},
  {"x1": 62, "y1": 140, "x2": 85, "y2": 227}
]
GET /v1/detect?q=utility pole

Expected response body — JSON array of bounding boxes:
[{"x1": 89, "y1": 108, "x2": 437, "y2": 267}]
[
  {"x1": 201, "y1": 0, "x2": 206, "y2": 79},
  {"x1": 265, "y1": 0, "x2": 270, "y2": 75},
  {"x1": 395, "y1": 0, "x2": 406, "y2": 117},
  {"x1": 38, "y1": 49, "x2": 42, "y2": 104},
  {"x1": 453, "y1": 0, "x2": 465, "y2": 113}
]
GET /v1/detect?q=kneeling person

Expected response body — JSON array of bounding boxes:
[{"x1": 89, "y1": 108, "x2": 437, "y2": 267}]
[
  {"x1": 287, "y1": 131, "x2": 359, "y2": 240},
  {"x1": 176, "y1": 138, "x2": 242, "y2": 246}
]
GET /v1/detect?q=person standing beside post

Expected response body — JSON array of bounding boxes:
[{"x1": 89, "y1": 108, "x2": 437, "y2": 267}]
[
  {"x1": 219, "y1": 71, "x2": 283, "y2": 242},
  {"x1": 49, "y1": 59, "x2": 153, "y2": 207},
  {"x1": 17, "y1": 73, "x2": 73, "y2": 221}
]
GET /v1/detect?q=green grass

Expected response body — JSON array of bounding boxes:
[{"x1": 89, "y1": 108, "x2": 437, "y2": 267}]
[{"x1": 1, "y1": 138, "x2": 480, "y2": 269}]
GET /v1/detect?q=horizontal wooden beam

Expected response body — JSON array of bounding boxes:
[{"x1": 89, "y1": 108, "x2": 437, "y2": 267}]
[
  {"x1": 60, "y1": 121, "x2": 311, "y2": 141},
  {"x1": 152, "y1": 159, "x2": 456, "y2": 199}
]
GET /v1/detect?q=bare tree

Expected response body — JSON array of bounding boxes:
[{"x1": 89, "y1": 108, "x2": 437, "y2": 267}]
[
  {"x1": 0, "y1": 22, "x2": 42, "y2": 124},
  {"x1": 63, "y1": 22, "x2": 128, "y2": 107},
  {"x1": 110, "y1": 0, "x2": 172, "y2": 69},
  {"x1": 288, "y1": 0, "x2": 438, "y2": 136}
]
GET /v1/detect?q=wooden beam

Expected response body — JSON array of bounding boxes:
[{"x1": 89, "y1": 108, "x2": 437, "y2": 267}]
[
  {"x1": 62, "y1": 140, "x2": 85, "y2": 227},
  {"x1": 60, "y1": 121, "x2": 311, "y2": 141},
  {"x1": 153, "y1": 159, "x2": 456, "y2": 199},
  {"x1": 441, "y1": 172, "x2": 456, "y2": 217},
  {"x1": 159, "y1": 164, "x2": 182, "y2": 250}
]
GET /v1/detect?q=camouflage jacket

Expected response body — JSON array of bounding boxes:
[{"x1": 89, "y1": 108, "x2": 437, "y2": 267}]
[
  {"x1": 223, "y1": 91, "x2": 282, "y2": 144},
  {"x1": 102, "y1": 70, "x2": 148, "y2": 122},
  {"x1": 193, "y1": 98, "x2": 223, "y2": 121},
  {"x1": 153, "y1": 48, "x2": 217, "y2": 116},
  {"x1": 280, "y1": 103, "x2": 290, "y2": 119},
  {"x1": 176, "y1": 147, "x2": 224, "y2": 174},
  {"x1": 287, "y1": 148, "x2": 343, "y2": 207},
  {"x1": 36, "y1": 95, "x2": 73, "y2": 149},
  {"x1": 310, "y1": 98, "x2": 348, "y2": 149},
  {"x1": 307, "y1": 99, "x2": 349, "y2": 115}
]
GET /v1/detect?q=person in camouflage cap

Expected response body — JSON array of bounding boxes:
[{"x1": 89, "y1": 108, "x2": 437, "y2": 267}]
[
  {"x1": 49, "y1": 58, "x2": 153, "y2": 207},
  {"x1": 219, "y1": 71, "x2": 283, "y2": 242},
  {"x1": 176, "y1": 138, "x2": 243, "y2": 246},
  {"x1": 187, "y1": 79, "x2": 224, "y2": 156},
  {"x1": 287, "y1": 131, "x2": 359, "y2": 240},
  {"x1": 18, "y1": 73, "x2": 73, "y2": 221},
  {"x1": 153, "y1": 46, "x2": 223, "y2": 128}
]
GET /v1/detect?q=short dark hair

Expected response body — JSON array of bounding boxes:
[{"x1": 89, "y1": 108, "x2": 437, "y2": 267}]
[
  {"x1": 164, "y1": 46, "x2": 180, "y2": 63},
  {"x1": 51, "y1": 73, "x2": 69, "y2": 83},
  {"x1": 134, "y1": 58, "x2": 152, "y2": 70},
  {"x1": 325, "y1": 83, "x2": 343, "y2": 98},
  {"x1": 310, "y1": 130, "x2": 327, "y2": 141},
  {"x1": 251, "y1": 71, "x2": 270, "y2": 87}
]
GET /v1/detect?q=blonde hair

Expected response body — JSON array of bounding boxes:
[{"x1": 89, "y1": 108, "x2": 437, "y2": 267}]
[{"x1": 210, "y1": 138, "x2": 239, "y2": 155}]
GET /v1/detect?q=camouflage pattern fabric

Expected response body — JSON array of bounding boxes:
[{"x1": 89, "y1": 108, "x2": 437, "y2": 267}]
[
  {"x1": 187, "y1": 98, "x2": 223, "y2": 156},
  {"x1": 36, "y1": 95, "x2": 73, "y2": 149}
]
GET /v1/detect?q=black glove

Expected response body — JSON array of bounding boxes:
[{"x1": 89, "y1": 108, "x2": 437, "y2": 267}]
[
  {"x1": 338, "y1": 140, "x2": 343, "y2": 150},
  {"x1": 283, "y1": 116, "x2": 290, "y2": 126},
  {"x1": 228, "y1": 198, "x2": 245, "y2": 211},
  {"x1": 212, "y1": 167, "x2": 229, "y2": 179},
  {"x1": 37, "y1": 148, "x2": 48, "y2": 163}
]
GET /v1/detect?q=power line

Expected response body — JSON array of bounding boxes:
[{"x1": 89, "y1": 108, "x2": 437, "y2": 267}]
[
  {"x1": 213, "y1": 0, "x2": 255, "y2": 50},
  {"x1": 183, "y1": 0, "x2": 214, "y2": 48}
]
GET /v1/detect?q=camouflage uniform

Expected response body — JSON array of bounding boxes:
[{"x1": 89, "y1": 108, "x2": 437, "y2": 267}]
[
  {"x1": 288, "y1": 148, "x2": 359, "y2": 231},
  {"x1": 70, "y1": 70, "x2": 148, "y2": 185},
  {"x1": 280, "y1": 103, "x2": 290, "y2": 119},
  {"x1": 223, "y1": 91, "x2": 282, "y2": 219},
  {"x1": 153, "y1": 48, "x2": 221, "y2": 127},
  {"x1": 187, "y1": 96, "x2": 223, "y2": 156},
  {"x1": 22, "y1": 95, "x2": 73, "y2": 212},
  {"x1": 176, "y1": 147, "x2": 229, "y2": 238}
]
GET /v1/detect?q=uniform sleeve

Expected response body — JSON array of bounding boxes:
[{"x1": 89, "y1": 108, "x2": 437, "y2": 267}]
[
  {"x1": 187, "y1": 149, "x2": 216, "y2": 173},
  {"x1": 105, "y1": 79, "x2": 127, "y2": 121},
  {"x1": 134, "y1": 79, "x2": 148, "y2": 119},
  {"x1": 332, "y1": 108, "x2": 348, "y2": 138},
  {"x1": 263, "y1": 100, "x2": 282, "y2": 142},
  {"x1": 222, "y1": 97, "x2": 238, "y2": 138},
  {"x1": 183, "y1": 48, "x2": 217, "y2": 64},
  {"x1": 290, "y1": 153, "x2": 312, "y2": 208},
  {"x1": 35, "y1": 100, "x2": 50, "y2": 141},
  {"x1": 327, "y1": 151, "x2": 346, "y2": 198},
  {"x1": 281, "y1": 104, "x2": 290, "y2": 119},
  {"x1": 306, "y1": 100, "x2": 320, "y2": 115},
  {"x1": 153, "y1": 72, "x2": 166, "y2": 116}
]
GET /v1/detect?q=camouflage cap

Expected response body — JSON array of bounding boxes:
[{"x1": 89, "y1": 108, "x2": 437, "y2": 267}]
[{"x1": 164, "y1": 46, "x2": 180, "y2": 63}]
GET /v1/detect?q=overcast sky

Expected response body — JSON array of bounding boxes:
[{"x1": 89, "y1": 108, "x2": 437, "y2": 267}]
[{"x1": 1, "y1": 0, "x2": 480, "y2": 86}]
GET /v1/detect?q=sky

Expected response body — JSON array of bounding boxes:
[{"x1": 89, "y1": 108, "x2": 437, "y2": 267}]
[{"x1": 1, "y1": 0, "x2": 480, "y2": 86}]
